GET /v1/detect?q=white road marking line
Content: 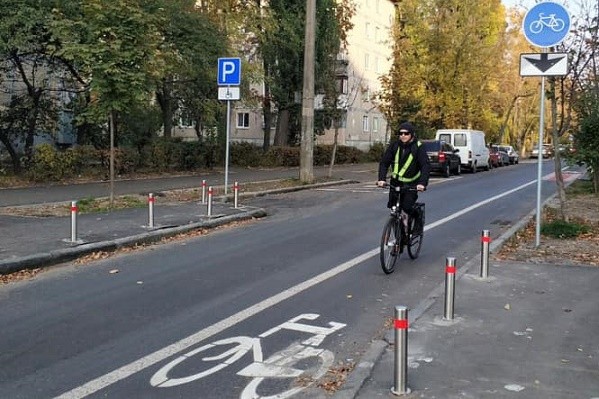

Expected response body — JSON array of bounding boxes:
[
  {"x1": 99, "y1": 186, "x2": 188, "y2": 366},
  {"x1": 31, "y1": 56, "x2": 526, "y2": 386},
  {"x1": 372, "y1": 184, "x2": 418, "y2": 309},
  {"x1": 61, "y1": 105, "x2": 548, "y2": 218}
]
[{"x1": 55, "y1": 175, "x2": 548, "y2": 398}]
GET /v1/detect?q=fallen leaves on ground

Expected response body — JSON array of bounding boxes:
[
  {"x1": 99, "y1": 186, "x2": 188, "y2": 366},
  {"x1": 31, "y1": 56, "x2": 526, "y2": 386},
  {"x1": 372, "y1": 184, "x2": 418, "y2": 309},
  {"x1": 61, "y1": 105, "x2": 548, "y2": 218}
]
[
  {"x1": 0, "y1": 268, "x2": 42, "y2": 284},
  {"x1": 317, "y1": 361, "x2": 356, "y2": 393},
  {"x1": 495, "y1": 193, "x2": 599, "y2": 267}
]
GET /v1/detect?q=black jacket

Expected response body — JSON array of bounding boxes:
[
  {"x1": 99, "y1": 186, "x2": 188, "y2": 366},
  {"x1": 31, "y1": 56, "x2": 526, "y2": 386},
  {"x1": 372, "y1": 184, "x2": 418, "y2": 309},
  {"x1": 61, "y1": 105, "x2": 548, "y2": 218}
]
[{"x1": 378, "y1": 139, "x2": 431, "y2": 187}]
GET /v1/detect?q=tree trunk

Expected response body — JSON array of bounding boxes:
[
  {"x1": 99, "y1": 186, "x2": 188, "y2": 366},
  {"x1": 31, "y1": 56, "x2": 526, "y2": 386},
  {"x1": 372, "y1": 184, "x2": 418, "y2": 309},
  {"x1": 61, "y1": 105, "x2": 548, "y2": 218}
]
[
  {"x1": 328, "y1": 123, "x2": 339, "y2": 178},
  {"x1": 549, "y1": 78, "x2": 567, "y2": 221},
  {"x1": 274, "y1": 108, "x2": 290, "y2": 146},
  {"x1": 0, "y1": 129, "x2": 21, "y2": 174},
  {"x1": 262, "y1": 81, "x2": 272, "y2": 152},
  {"x1": 157, "y1": 77, "x2": 174, "y2": 139}
]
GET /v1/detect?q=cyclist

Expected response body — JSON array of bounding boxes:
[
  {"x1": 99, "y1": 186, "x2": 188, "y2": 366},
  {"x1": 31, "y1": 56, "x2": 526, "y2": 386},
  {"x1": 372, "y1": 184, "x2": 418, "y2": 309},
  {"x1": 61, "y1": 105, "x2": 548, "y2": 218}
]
[{"x1": 376, "y1": 121, "x2": 430, "y2": 233}]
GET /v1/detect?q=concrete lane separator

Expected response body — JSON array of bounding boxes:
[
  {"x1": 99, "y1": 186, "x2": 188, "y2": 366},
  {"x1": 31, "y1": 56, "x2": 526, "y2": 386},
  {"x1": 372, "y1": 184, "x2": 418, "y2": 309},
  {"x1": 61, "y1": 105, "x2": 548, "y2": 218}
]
[{"x1": 0, "y1": 208, "x2": 267, "y2": 275}]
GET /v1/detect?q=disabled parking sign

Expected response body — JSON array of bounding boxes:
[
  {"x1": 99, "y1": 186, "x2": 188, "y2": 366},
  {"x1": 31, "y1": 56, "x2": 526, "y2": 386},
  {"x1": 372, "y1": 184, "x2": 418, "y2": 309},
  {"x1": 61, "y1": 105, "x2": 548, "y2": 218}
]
[{"x1": 523, "y1": 2, "x2": 570, "y2": 48}]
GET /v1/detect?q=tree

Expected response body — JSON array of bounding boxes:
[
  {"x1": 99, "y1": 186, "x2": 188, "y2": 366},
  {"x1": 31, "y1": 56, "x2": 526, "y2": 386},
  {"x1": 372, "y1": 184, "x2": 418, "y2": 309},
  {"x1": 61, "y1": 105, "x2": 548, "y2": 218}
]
[
  {"x1": 381, "y1": 0, "x2": 507, "y2": 133},
  {"x1": 258, "y1": 0, "x2": 342, "y2": 147},
  {"x1": 0, "y1": 0, "x2": 82, "y2": 173},
  {"x1": 52, "y1": 0, "x2": 166, "y2": 204},
  {"x1": 152, "y1": 0, "x2": 227, "y2": 140}
]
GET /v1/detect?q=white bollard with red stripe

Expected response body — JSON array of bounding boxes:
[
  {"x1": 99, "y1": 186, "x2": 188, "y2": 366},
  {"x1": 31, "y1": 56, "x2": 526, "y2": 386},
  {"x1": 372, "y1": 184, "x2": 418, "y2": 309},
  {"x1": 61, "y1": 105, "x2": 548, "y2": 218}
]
[
  {"x1": 234, "y1": 181, "x2": 239, "y2": 208},
  {"x1": 148, "y1": 193, "x2": 155, "y2": 228},
  {"x1": 391, "y1": 306, "x2": 410, "y2": 396},
  {"x1": 70, "y1": 201, "x2": 78, "y2": 243},
  {"x1": 201, "y1": 179, "x2": 207, "y2": 204},
  {"x1": 480, "y1": 230, "x2": 491, "y2": 278},
  {"x1": 444, "y1": 257, "x2": 457, "y2": 320},
  {"x1": 207, "y1": 186, "x2": 213, "y2": 217}
]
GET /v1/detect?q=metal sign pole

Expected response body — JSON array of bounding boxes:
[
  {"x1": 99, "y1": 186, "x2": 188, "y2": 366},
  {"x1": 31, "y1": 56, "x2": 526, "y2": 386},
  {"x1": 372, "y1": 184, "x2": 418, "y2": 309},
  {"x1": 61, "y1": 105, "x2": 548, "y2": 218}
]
[
  {"x1": 225, "y1": 97, "x2": 231, "y2": 195},
  {"x1": 535, "y1": 74, "x2": 546, "y2": 248}
]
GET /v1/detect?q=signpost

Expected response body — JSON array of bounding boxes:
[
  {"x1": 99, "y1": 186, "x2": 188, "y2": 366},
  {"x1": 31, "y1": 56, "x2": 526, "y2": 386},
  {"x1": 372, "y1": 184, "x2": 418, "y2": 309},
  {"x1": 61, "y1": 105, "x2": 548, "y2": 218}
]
[
  {"x1": 520, "y1": 2, "x2": 570, "y2": 247},
  {"x1": 217, "y1": 57, "x2": 241, "y2": 195}
]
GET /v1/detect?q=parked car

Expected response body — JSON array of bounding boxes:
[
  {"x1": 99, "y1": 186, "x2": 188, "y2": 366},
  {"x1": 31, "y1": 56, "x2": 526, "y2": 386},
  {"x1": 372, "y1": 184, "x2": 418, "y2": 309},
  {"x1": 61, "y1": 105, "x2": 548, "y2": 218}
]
[
  {"x1": 488, "y1": 146, "x2": 500, "y2": 168},
  {"x1": 421, "y1": 139, "x2": 461, "y2": 177},
  {"x1": 490, "y1": 145, "x2": 509, "y2": 166},
  {"x1": 435, "y1": 129, "x2": 490, "y2": 173},
  {"x1": 499, "y1": 145, "x2": 519, "y2": 164},
  {"x1": 531, "y1": 144, "x2": 553, "y2": 158}
]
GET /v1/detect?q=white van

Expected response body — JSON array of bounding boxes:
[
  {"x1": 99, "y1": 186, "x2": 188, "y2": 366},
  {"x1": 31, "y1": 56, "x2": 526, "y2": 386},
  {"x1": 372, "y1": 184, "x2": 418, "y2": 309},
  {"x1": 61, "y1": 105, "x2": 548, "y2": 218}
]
[{"x1": 435, "y1": 129, "x2": 490, "y2": 173}]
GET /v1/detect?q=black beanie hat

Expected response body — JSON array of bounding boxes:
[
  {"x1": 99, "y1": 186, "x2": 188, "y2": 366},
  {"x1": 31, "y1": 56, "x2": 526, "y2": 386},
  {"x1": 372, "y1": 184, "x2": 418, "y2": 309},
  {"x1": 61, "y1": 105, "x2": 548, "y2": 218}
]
[{"x1": 398, "y1": 122, "x2": 415, "y2": 135}]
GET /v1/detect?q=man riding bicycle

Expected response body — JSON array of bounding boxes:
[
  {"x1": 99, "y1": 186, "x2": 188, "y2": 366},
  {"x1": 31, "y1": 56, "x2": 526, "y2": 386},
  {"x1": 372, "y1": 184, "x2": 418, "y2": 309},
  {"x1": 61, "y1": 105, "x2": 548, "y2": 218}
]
[{"x1": 376, "y1": 121, "x2": 431, "y2": 227}]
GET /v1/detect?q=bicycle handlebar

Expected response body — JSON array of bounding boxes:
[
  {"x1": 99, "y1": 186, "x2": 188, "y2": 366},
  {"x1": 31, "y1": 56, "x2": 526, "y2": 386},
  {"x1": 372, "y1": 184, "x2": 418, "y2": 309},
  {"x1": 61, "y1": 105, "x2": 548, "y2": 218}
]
[{"x1": 379, "y1": 182, "x2": 426, "y2": 192}]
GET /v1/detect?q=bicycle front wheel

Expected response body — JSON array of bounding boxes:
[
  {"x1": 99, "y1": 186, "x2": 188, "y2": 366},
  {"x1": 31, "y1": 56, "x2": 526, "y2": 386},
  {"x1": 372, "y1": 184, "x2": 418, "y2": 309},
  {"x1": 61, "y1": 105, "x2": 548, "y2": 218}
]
[
  {"x1": 380, "y1": 218, "x2": 399, "y2": 274},
  {"x1": 407, "y1": 217, "x2": 423, "y2": 259}
]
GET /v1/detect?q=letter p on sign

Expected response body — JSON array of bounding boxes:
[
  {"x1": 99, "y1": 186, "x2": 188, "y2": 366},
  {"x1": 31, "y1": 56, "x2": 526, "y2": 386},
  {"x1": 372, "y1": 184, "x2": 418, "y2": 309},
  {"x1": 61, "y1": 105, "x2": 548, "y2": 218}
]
[{"x1": 217, "y1": 58, "x2": 241, "y2": 86}]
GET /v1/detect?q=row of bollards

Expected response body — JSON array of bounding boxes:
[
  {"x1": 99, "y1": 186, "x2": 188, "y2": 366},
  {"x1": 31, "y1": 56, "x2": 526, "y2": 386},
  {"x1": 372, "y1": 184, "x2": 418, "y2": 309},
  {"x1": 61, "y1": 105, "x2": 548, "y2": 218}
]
[
  {"x1": 391, "y1": 229, "x2": 492, "y2": 396},
  {"x1": 68, "y1": 180, "x2": 242, "y2": 243}
]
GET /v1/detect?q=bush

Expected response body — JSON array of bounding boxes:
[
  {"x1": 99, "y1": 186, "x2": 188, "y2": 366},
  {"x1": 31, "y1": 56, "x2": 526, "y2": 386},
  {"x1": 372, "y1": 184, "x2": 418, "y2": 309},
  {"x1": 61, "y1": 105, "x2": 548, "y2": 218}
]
[
  {"x1": 367, "y1": 142, "x2": 386, "y2": 162},
  {"x1": 541, "y1": 220, "x2": 590, "y2": 239},
  {"x1": 265, "y1": 147, "x2": 300, "y2": 166},
  {"x1": 230, "y1": 142, "x2": 263, "y2": 167},
  {"x1": 27, "y1": 144, "x2": 84, "y2": 181}
]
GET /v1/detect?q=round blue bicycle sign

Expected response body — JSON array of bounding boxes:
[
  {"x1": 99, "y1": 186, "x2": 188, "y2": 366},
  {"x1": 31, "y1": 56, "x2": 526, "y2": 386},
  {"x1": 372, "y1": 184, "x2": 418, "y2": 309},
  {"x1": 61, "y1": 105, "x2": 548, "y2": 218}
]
[{"x1": 523, "y1": 2, "x2": 570, "y2": 48}]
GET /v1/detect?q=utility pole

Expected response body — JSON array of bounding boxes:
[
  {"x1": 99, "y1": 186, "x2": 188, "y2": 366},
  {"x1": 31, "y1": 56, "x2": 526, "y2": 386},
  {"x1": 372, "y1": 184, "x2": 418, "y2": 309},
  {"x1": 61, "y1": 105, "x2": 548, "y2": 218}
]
[{"x1": 300, "y1": 0, "x2": 315, "y2": 183}]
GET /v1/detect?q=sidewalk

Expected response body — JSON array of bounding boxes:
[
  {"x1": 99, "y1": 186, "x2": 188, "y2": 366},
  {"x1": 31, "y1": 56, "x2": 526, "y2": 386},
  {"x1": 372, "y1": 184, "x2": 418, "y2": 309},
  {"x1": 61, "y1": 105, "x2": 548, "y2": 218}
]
[
  {"x1": 333, "y1": 219, "x2": 599, "y2": 398},
  {"x1": 340, "y1": 260, "x2": 599, "y2": 399}
]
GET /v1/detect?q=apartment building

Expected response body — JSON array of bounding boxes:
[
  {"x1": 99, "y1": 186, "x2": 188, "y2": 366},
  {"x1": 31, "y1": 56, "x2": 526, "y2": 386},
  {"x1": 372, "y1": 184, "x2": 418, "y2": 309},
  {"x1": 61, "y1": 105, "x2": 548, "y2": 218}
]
[{"x1": 230, "y1": 0, "x2": 398, "y2": 150}]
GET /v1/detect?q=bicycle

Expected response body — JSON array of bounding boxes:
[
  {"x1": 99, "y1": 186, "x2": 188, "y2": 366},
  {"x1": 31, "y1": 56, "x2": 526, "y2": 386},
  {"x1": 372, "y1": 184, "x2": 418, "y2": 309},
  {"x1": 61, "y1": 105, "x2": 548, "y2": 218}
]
[
  {"x1": 379, "y1": 184, "x2": 425, "y2": 274},
  {"x1": 150, "y1": 313, "x2": 345, "y2": 399}
]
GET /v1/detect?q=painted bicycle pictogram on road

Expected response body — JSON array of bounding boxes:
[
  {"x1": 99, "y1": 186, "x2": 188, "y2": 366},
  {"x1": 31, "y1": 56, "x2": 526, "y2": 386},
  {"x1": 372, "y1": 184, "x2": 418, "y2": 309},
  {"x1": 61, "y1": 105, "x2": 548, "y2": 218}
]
[{"x1": 150, "y1": 313, "x2": 346, "y2": 399}]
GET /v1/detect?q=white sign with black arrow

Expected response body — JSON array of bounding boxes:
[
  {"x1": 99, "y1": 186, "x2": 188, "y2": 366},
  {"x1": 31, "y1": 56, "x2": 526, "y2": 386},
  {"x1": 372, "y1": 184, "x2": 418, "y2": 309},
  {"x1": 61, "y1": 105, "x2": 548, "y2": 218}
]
[{"x1": 519, "y1": 52, "x2": 568, "y2": 77}]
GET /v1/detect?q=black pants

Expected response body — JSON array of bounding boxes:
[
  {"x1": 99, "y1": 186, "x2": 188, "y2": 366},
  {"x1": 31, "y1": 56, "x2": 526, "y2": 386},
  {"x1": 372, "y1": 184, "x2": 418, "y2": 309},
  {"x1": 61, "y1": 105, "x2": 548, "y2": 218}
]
[{"x1": 387, "y1": 185, "x2": 418, "y2": 216}]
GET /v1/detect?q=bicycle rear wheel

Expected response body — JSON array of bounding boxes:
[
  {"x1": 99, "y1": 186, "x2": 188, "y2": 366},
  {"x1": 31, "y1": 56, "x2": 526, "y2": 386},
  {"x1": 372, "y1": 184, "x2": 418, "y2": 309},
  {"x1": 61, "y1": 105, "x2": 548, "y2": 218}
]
[
  {"x1": 407, "y1": 216, "x2": 423, "y2": 259},
  {"x1": 380, "y1": 218, "x2": 399, "y2": 274}
]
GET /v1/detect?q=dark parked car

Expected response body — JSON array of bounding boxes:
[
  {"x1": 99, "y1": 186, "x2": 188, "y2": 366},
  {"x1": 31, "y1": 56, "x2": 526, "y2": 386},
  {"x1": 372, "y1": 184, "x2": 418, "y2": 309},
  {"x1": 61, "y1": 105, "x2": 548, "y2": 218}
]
[{"x1": 422, "y1": 140, "x2": 461, "y2": 177}]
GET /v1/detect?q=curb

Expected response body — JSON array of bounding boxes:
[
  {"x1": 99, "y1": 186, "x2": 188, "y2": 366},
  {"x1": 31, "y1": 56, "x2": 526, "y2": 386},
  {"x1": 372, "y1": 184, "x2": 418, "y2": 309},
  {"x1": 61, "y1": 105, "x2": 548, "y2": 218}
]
[{"x1": 0, "y1": 208, "x2": 266, "y2": 274}]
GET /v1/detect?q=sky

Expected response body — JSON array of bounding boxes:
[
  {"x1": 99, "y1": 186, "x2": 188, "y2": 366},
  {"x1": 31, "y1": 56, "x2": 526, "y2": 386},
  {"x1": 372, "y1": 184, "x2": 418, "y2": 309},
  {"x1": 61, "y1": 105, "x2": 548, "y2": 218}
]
[{"x1": 501, "y1": 0, "x2": 587, "y2": 20}]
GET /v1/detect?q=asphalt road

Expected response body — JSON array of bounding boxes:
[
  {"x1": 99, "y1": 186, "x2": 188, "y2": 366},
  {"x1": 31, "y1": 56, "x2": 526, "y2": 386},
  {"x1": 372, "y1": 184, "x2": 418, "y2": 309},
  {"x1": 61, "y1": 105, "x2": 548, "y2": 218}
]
[{"x1": 0, "y1": 159, "x2": 572, "y2": 398}]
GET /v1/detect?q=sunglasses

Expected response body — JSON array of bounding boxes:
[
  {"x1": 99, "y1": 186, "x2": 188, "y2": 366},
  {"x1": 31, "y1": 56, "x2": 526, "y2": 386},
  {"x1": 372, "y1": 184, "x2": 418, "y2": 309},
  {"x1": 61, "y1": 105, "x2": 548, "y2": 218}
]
[{"x1": 399, "y1": 131, "x2": 412, "y2": 136}]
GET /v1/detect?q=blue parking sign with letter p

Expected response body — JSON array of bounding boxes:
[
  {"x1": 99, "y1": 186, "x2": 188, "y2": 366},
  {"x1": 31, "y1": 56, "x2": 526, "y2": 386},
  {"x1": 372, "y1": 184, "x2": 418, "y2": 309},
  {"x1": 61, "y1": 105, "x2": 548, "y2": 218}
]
[{"x1": 217, "y1": 58, "x2": 241, "y2": 86}]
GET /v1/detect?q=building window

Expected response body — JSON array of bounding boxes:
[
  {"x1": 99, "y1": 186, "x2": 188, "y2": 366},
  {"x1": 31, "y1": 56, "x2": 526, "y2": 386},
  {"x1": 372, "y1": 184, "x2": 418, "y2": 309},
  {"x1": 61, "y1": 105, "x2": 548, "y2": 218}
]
[
  {"x1": 364, "y1": 53, "x2": 370, "y2": 70},
  {"x1": 237, "y1": 112, "x2": 250, "y2": 128},
  {"x1": 365, "y1": 22, "x2": 371, "y2": 39},
  {"x1": 176, "y1": 107, "x2": 194, "y2": 128},
  {"x1": 373, "y1": 117, "x2": 379, "y2": 133},
  {"x1": 337, "y1": 77, "x2": 348, "y2": 94},
  {"x1": 362, "y1": 116, "x2": 369, "y2": 132},
  {"x1": 363, "y1": 86, "x2": 371, "y2": 102}
]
